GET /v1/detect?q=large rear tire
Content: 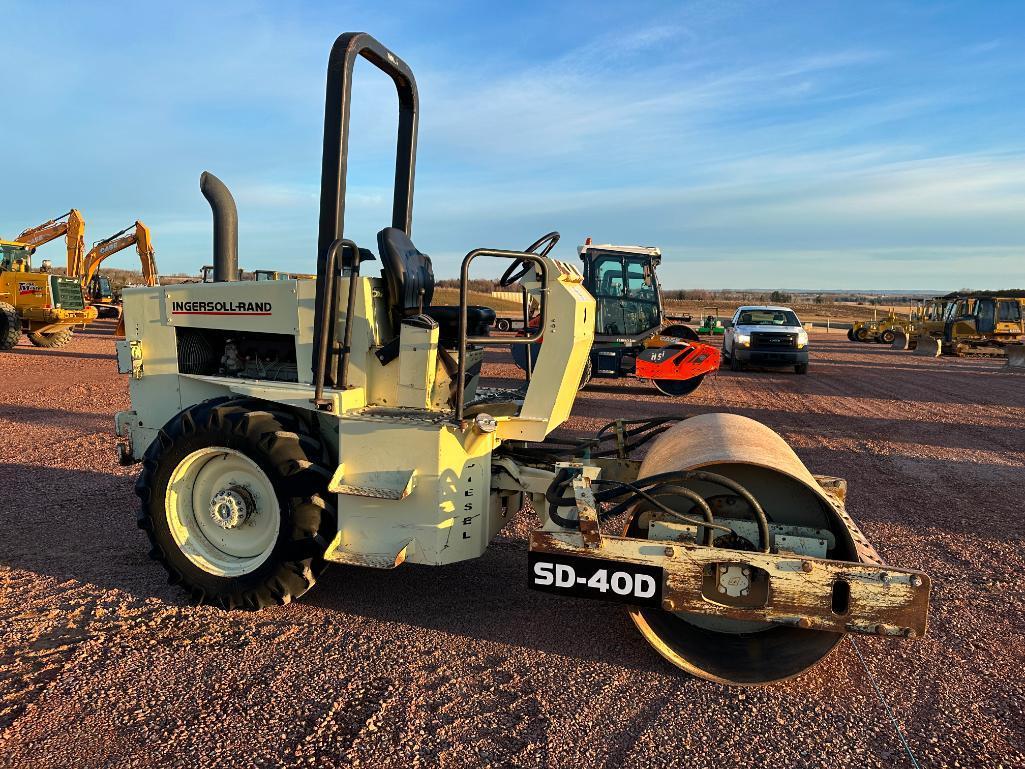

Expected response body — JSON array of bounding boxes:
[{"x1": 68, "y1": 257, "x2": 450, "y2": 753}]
[
  {"x1": 880, "y1": 330, "x2": 896, "y2": 344},
  {"x1": 0, "y1": 302, "x2": 20, "y2": 350},
  {"x1": 855, "y1": 327, "x2": 870, "y2": 342},
  {"x1": 27, "y1": 328, "x2": 74, "y2": 348},
  {"x1": 846, "y1": 328, "x2": 855, "y2": 341},
  {"x1": 135, "y1": 398, "x2": 336, "y2": 609}
]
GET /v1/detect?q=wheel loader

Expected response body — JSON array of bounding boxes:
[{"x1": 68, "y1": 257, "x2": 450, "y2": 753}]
[
  {"x1": 511, "y1": 242, "x2": 720, "y2": 396},
  {"x1": 113, "y1": 33, "x2": 930, "y2": 686},
  {"x1": 0, "y1": 239, "x2": 98, "y2": 350}
]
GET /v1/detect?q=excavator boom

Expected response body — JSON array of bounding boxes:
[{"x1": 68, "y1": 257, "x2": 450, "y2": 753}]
[
  {"x1": 81, "y1": 221, "x2": 157, "y2": 288},
  {"x1": 13, "y1": 210, "x2": 86, "y2": 275}
]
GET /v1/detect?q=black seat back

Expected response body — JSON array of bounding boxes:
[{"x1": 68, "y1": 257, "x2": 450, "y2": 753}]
[{"x1": 377, "y1": 227, "x2": 435, "y2": 331}]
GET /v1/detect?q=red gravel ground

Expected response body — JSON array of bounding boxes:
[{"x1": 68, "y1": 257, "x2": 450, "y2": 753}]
[{"x1": 1, "y1": 321, "x2": 1023, "y2": 768}]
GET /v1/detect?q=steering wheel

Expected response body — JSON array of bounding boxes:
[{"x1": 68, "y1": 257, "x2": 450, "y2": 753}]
[{"x1": 499, "y1": 231, "x2": 560, "y2": 287}]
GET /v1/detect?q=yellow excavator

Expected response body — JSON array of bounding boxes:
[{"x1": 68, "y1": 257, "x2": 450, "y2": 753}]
[
  {"x1": 0, "y1": 239, "x2": 97, "y2": 349},
  {"x1": 80, "y1": 221, "x2": 158, "y2": 318},
  {"x1": 2, "y1": 210, "x2": 98, "y2": 349}
]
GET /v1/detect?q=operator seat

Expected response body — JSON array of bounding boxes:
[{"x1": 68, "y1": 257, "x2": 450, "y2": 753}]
[{"x1": 377, "y1": 227, "x2": 495, "y2": 344}]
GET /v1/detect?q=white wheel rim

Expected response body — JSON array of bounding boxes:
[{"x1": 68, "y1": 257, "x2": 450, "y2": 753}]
[{"x1": 165, "y1": 447, "x2": 281, "y2": 577}]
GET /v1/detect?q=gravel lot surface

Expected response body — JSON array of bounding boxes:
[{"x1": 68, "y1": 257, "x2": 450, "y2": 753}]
[{"x1": 1, "y1": 321, "x2": 1023, "y2": 768}]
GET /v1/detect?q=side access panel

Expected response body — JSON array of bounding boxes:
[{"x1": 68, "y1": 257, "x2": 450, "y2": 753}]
[{"x1": 326, "y1": 413, "x2": 499, "y2": 567}]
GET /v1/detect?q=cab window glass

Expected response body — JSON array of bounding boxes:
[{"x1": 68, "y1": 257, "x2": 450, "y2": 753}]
[
  {"x1": 595, "y1": 259, "x2": 624, "y2": 297},
  {"x1": 976, "y1": 299, "x2": 996, "y2": 332},
  {"x1": 737, "y1": 309, "x2": 800, "y2": 326},
  {"x1": 998, "y1": 301, "x2": 1022, "y2": 322}
]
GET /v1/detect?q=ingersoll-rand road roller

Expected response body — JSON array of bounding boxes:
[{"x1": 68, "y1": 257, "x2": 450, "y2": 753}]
[{"x1": 113, "y1": 33, "x2": 930, "y2": 686}]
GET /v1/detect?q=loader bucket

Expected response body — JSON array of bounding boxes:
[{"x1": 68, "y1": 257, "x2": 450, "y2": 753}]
[
  {"x1": 1006, "y1": 344, "x2": 1025, "y2": 371},
  {"x1": 626, "y1": 414, "x2": 860, "y2": 685},
  {"x1": 913, "y1": 335, "x2": 942, "y2": 357},
  {"x1": 891, "y1": 329, "x2": 910, "y2": 350}
]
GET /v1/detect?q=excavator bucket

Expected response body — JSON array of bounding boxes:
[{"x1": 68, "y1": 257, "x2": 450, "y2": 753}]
[
  {"x1": 914, "y1": 336, "x2": 942, "y2": 357},
  {"x1": 1005, "y1": 344, "x2": 1025, "y2": 371}
]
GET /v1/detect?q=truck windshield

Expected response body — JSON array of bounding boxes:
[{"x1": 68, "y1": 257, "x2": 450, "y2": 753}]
[
  {"x1": 737, "y1": 309, "x2": 800, "y2": 326},
  {"x1": 592, "y1": 255, "x2": 660, "y2": 335}
]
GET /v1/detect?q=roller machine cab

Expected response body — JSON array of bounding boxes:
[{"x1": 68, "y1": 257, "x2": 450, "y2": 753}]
[
  {"x1": 113, "y1": 32, "x2": 929, "y2": 686},
  {"x1": 514, "y1": 243, "x2": 720, "y2": 396}
]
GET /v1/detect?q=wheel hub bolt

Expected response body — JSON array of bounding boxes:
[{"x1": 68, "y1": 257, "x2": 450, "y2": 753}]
[{"x1": 209, "y1": 486, "x2": 256, "y2": 530}]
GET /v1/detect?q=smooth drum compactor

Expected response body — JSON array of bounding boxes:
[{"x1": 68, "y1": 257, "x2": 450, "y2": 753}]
[{"x1": 114, "y1": 33, "x2": 930, "y2": 686}]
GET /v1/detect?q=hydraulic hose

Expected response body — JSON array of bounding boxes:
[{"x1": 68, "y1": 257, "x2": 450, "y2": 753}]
[
  {"x1": 626, "y1": 470, "x2": 772, "y2": 553},
  {"x1": 544, "y1": 471, "x2": 732, "y2": 543},
  {"x1": 592, "y1": 480, "x2": 726, "y2": 544}
]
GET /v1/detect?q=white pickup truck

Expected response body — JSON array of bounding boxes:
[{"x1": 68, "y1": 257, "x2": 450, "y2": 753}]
[{"x1": 722, "y1": 305, "x2": 809, "y2": 374}]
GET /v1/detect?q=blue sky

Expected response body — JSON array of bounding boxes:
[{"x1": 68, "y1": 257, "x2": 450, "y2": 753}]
[{"x1": 2, "y1": 0, "x2": 1024, "y2": 290}]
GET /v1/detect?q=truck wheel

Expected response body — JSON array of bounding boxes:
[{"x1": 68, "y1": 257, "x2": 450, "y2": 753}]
[
  {"x1": 855, "y1": 328, "x2": 870, "y2": 342},
  {"x1": 0, "y1": 302, "x2": 20, "y2": 350},
  {"x1": 135, "y1": 398, "x2": 335, "y2": 609},
  {"x1": 651, "y1": 374, "x2": 704, "y2": 396},
  {"x1": 795, "y1": 362, "x2": 809, "y2": 375},
  {"x1": 846, "y1": 329, "x2": 855, "y2": 341},
  {"x1": 27, "y1": 329, "x2": 74, "y2": 348},
  {"x1": 495, "y1": 318, "x2": 512, "y2": 332},
  {"x1": 730, "y1": 355, "x2": 743, "y2": 372},
  {"x1": 880, "y1": 330, "x2": 896, "y2": 344}
]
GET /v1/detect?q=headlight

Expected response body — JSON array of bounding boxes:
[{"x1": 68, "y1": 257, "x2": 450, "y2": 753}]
[
  {"x1": 797, "y1": 330, "x2": 809, "y2": 348},
  {"x1": 736, "y1": 333, "x2": 751, "y2": 347}
]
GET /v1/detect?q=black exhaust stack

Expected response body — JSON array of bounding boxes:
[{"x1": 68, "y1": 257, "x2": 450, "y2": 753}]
[{"x1": 200, "y1": 171, "x2": 238, "y2": 282}]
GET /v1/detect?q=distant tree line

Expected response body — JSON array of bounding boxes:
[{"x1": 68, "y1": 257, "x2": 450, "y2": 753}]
[
  {"x1": 435, "y1": 278, "x2": 500, "y2": 292},
  {"x1": 662, "y1": 288, "x2": 929, "y2": 306}
]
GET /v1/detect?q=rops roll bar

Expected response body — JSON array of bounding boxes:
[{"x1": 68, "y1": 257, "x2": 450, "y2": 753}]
[
  {"x1": 456, "y1": 251, "x2": 548, "y2": 420},
  {"x1": 312, "y1": 238, "x2": 362, "y2": 410},
  {"x1": 313, "y1": 32, "x2": 419, "y2": 390}
]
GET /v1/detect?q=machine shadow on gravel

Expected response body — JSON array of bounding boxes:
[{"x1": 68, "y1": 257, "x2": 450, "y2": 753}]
[
  {"x1": 77, "y1": 319, "x2": 119, "y2": 337},
  {"x1": 577, "y1": 383, "x2": 661, "y2": 397},
  {"x1": 305, "y1": 547, "x2": 688, "y2": 676},
  {"x1": 0, "y1": 404, "x2": 113, "y2": 432},
  {"x1": 0, "y1": 464, "x2": 180, "y2": 603},
  {"x1": 2, "y1": 347, "x2": 114, "y2": 361}
]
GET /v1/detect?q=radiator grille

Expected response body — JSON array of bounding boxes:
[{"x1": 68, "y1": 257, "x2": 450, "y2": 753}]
[
  {"x1": 751, "y1": 331, "x2": 797, "y2": 349},
  {"x1": 49, "y1": 276, "x2": 85, "y2": 310}
]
